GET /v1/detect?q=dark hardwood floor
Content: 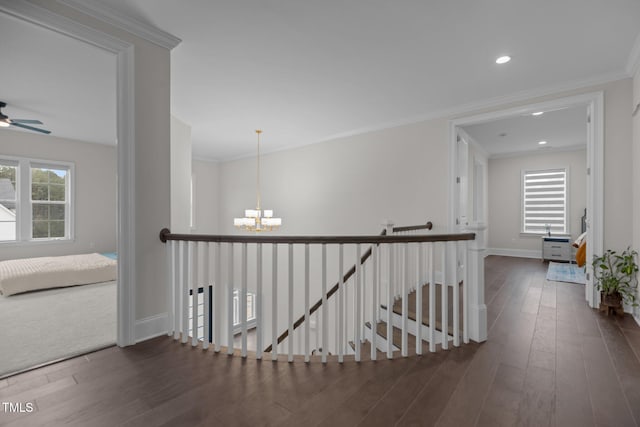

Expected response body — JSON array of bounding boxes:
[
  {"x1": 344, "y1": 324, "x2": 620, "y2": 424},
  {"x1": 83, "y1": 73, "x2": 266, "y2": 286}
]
[{"x1": 2, "y1": 256, "x2": 640, "y2": 426}]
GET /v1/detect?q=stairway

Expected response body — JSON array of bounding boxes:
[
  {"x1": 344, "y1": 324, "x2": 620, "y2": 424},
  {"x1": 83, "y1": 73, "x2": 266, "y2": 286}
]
[{"x1": 350, "y1": 281, "x2": 463, "y2": 358}]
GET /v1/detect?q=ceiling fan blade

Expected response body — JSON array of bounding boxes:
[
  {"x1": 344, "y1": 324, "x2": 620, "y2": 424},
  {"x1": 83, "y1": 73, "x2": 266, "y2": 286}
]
[
  {"x1": 10, "y1": 122, "x2": 51, "y2": 134},
  {"x1": 11, "y1": 119, "x2": 43, "y2": 124}
]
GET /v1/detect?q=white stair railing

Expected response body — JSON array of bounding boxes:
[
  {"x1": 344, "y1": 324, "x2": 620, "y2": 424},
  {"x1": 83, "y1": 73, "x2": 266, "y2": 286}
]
[{"x1": 160, "y1": 221, "x2": 486, "y2": 363}]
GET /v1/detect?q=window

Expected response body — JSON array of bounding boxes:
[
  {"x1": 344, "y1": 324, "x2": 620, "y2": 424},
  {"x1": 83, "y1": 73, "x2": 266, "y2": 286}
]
[
  {"x1": 232, "y1": 289, "x2": 256, "y2": 328},
  {"x1": 188, "y1": 288, "x2": 257, "y2": 341},
  {"x1": 522, "y1": 168, "x2": 567, "y2": 234},
  {"x1": 31, "y1": 165, "x2": 68, "y2": 239},
  {"x1": 0, "y1": 156, "x2": 73, "y2": 243}
]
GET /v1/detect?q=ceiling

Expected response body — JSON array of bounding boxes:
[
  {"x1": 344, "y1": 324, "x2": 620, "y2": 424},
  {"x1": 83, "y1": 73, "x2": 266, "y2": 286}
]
[
  {"x1": 2, "y1": 1, "x2": 639, "y2": 160},
  {"x1": 0, "y1": 12, "x2": 115, "y2": 145},
  {"x1": 462, "y1": 105, "x2": 587, "y2": 157}
]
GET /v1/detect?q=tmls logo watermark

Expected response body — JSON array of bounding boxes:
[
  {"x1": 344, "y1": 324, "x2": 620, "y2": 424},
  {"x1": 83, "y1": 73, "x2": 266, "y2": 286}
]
[{"x1": 2, "y1": 402, "x2": 35, "y2": 413}]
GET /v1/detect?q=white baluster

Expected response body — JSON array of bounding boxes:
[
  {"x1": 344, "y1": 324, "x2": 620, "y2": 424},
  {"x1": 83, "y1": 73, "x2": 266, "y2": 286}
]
[
  {"x1": 461, "y1": 240, "x2": 469, "y2": 344},
  {"x1": 322, "y1": 244, "x2": 328, "y2": 364},
  {"x1": 402, "y1": 243, "x2": 408, "y2": 357},
  {"x1": 214, "y1": 242, "x2": 222, "y2": 352},
  {"x1": 441, "y1": 242, "x2": 448, "y2": 350},
  {"x1": 182, "y1": 241, "x2": 189, "y2": 344},
  {"x1": 272, "y1": 243, "x2": 278, "y2": 361},
  {"x1": 362, "y1": 249, "x2": 367, "y2": 344},
  {"x1": 191, "y1": 242, "x2": 199, "y2": 347},
  {"x1": 371, "y1": 244, "x2": 378, "y2": 361},
  {"x1": 416, "y1": 243, "x2": 423, "y2": 355},
  {"x1": 355, "y1": 244, "x2": 362, "y2": 362},
  {"x1": 429, "y1": 243, "x2": 436, "y2": 352},
  {"x1": 450, "y1": 241, "x2": 460, "y2": 347},
  {"x1": 304, "y1": 244, "x2": 310, "y2": 363},
  {"x1": 256, "y1": 243, "x2": 263, "y2": 359},
  {"x1": 387, "y1": 244, "x2": 394, "y2": 359},
  {"x1": 288, "y1": 244, "x2": 294, "y2": 362},
  {"x1": 227, "y1": 243, "x2": 234, "y2": 355},
  {"x1": 203, "y1": 242, "x2": 210, "y2": 350},
  {"x1": 166, "y1": 240, "x2": 174, "y2": 337},
  {"x1": 338, "y1": 244, "x2": 344, "y2": 363},
  {"x1": 241, "y1": 243, "x2": 248, "y2": 357},
  {"x1": 173, "y1": 241, "x2": 180, "y2": 340}
]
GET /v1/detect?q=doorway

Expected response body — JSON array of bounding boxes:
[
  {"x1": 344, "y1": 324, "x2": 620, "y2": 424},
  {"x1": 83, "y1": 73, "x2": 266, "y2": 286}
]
[
  {"x1": 0, "y1": 2, "x2": 137, "y2": 351},
  {"x1": 449, "y1": 92, "x2": 604, "y2": 309}
]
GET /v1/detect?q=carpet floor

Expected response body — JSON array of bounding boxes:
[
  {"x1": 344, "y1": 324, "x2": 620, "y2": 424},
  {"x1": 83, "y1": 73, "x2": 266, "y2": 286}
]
[
  {"x1": 546, "y1": 261, "x2": 586, "y2": 284},
  {"x1": 0, "y1": 281, "x2": 116, "y2": 378}
]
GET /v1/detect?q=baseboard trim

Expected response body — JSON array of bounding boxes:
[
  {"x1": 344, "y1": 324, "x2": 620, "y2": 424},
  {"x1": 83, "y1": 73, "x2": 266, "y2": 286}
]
[
  {"x1": 135, "y1": 313, "x2": 168, "y2": 343},
  {"x1": 486, "y1": 248, "x2": 541, "y2": 259}
]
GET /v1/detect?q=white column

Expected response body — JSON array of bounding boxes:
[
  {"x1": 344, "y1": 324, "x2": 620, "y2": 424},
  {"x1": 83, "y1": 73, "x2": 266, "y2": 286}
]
[{"x1": 465, "y1": 222, "x2": 487, "y2": 343}]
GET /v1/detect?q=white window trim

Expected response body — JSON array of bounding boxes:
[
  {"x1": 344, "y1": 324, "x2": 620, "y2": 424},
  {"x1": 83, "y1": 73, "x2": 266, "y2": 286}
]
[
  {"x1": 188, "y1": 288, "x2": 257, "y2": 341},
  {"x1": 520, "y1": 167, "x2": 570, "y2": 236},
  {"x1": 0, "y1": 154, "x2": 75, "y2": 245}
]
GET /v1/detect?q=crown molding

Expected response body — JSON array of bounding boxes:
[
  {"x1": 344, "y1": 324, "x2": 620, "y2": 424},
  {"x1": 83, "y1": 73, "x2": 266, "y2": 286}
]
[
  {"x1": 489, "y1": 144, "x2": 586, "y2": 160},
  {"x1": 192, "y1": 155, "x2": 221, "y2": 164},
  {"x1": 626, "y1": 32, "x2": 640, "y2": 77},
  {"x1": 57, "y1": 0, "x2": 181, "y2": 50},
  {"x1": 0, "y1": 0, "x2": 129, "y2": 53}
]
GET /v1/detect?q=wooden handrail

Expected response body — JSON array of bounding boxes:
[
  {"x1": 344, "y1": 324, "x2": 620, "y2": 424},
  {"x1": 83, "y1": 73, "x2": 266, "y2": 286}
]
[
  {"x1": 392, "y1": 221, "x2": 433, "y2": 233},
  {"x1": 159, "y1": 228, "x2": 472, "y2": 245}
]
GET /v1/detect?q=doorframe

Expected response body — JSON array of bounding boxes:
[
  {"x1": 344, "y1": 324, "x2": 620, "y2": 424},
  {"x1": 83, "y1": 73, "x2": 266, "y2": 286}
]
[
  {"x1": 0, "y1": 0, "x2": 137, "y2": 345},
  {"x1": 448, "y1": 91, "x2": 604, "y2": 308}
]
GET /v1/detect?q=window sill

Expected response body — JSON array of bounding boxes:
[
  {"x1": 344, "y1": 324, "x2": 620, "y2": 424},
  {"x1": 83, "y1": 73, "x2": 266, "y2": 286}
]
[
  {"x1": 0, "y1": 238, "x2": 75, "y2": 247},
  {"x1": 233, "y1": 320, "x2": 257, "y2": 336},
  {"x1": 519, "y1": 232, "x2": 570, "y2": 238}
]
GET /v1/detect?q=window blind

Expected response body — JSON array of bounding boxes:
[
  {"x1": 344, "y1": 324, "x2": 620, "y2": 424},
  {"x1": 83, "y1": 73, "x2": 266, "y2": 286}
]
[{"x1": 522, "y1": 168, "x2": 567, "y2": 234}]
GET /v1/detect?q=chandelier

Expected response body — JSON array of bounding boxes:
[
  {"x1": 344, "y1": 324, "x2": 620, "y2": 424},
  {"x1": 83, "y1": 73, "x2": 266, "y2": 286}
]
[{"x1": 233, "y1": 130, "x2": 282, "y2": 232}]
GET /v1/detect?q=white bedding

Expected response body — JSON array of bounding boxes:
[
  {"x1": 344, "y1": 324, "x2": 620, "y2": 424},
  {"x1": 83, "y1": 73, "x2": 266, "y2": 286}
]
[{"x1": 0, "y1": 253, "x2": 116, "y2": 296}]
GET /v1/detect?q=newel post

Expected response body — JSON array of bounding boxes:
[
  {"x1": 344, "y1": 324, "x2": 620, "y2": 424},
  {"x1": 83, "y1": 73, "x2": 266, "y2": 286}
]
[
  {"x1": 466, "y1": 222, "x2": 487, "y2": 342},
  {"x1": 382, "y1": 219, "x2": 395, "y2": 235}
]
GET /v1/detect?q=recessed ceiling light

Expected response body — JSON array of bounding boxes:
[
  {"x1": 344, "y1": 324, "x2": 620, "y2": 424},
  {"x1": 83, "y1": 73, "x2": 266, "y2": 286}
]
[
  {"x1": 496, "y1": 55, "x2": 511, "y2": 64},
  {"x1": 538, "y1": 141, "x2": 547, "y2": 145},
  {"x1": 532, "y1": 111, "x2": 544, "y2": 116}
]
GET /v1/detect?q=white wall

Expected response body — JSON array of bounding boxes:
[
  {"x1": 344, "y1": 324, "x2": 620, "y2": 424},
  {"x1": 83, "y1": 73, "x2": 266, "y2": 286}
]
[
  {"x1": 192, "y1": 159, "x2": 220, "y2": 233},
  {"x1": 488, "y1": 149, "x2": 586, "y2": 256},
  {"x1": 220, "y1": 120, "x2": 449, "y2": 236},
  {"x1": 600, "y1": 79, "x2": 634, "y2": 252},
  {"x1": 0, "y1": 131, "x2": 116, "y2": 261},
  {"x1": 170, "y1": 115, "x2": 192, "y2": 233}
]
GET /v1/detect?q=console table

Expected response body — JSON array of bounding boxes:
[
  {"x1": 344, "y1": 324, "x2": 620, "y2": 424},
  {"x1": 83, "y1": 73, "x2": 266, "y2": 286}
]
[{"x1": 541, "y1": 236, "x2": 572, "y2": 262}]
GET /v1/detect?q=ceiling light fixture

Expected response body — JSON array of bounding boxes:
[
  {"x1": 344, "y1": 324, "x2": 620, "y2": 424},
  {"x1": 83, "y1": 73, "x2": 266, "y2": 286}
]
[
  {"x1": 233, "y1": 130, "x2": 282, "y2": 232},
  {"x1": 495, "y1": 55, "x2": 511, "y2": 64},
  {"x1": 532, "y1": 111, "x2": 544, "y2": 116},
  {"x1": 0, "y1": 117, "x2": 10, "y2": 127},
  {"x1": 538, "y1": 141, "x2": 547, "y2": 145}
]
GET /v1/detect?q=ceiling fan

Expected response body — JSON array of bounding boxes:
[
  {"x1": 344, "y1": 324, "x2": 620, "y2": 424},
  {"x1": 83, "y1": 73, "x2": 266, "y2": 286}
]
[{"x1": 0, "y1": 101, "x2": 51, "y2": 134}]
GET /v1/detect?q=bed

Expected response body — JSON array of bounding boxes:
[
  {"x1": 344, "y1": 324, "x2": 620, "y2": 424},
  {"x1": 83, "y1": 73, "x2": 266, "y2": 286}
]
[{"x1": 0, "y1": 253, "x2": 116, "y2": 296}]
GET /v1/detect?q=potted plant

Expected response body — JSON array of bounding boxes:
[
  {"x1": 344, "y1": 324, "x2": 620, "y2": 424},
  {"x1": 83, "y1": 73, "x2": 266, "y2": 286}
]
[{"x1": 592, "y1": 247, "x2": 639, "y2": 314}]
